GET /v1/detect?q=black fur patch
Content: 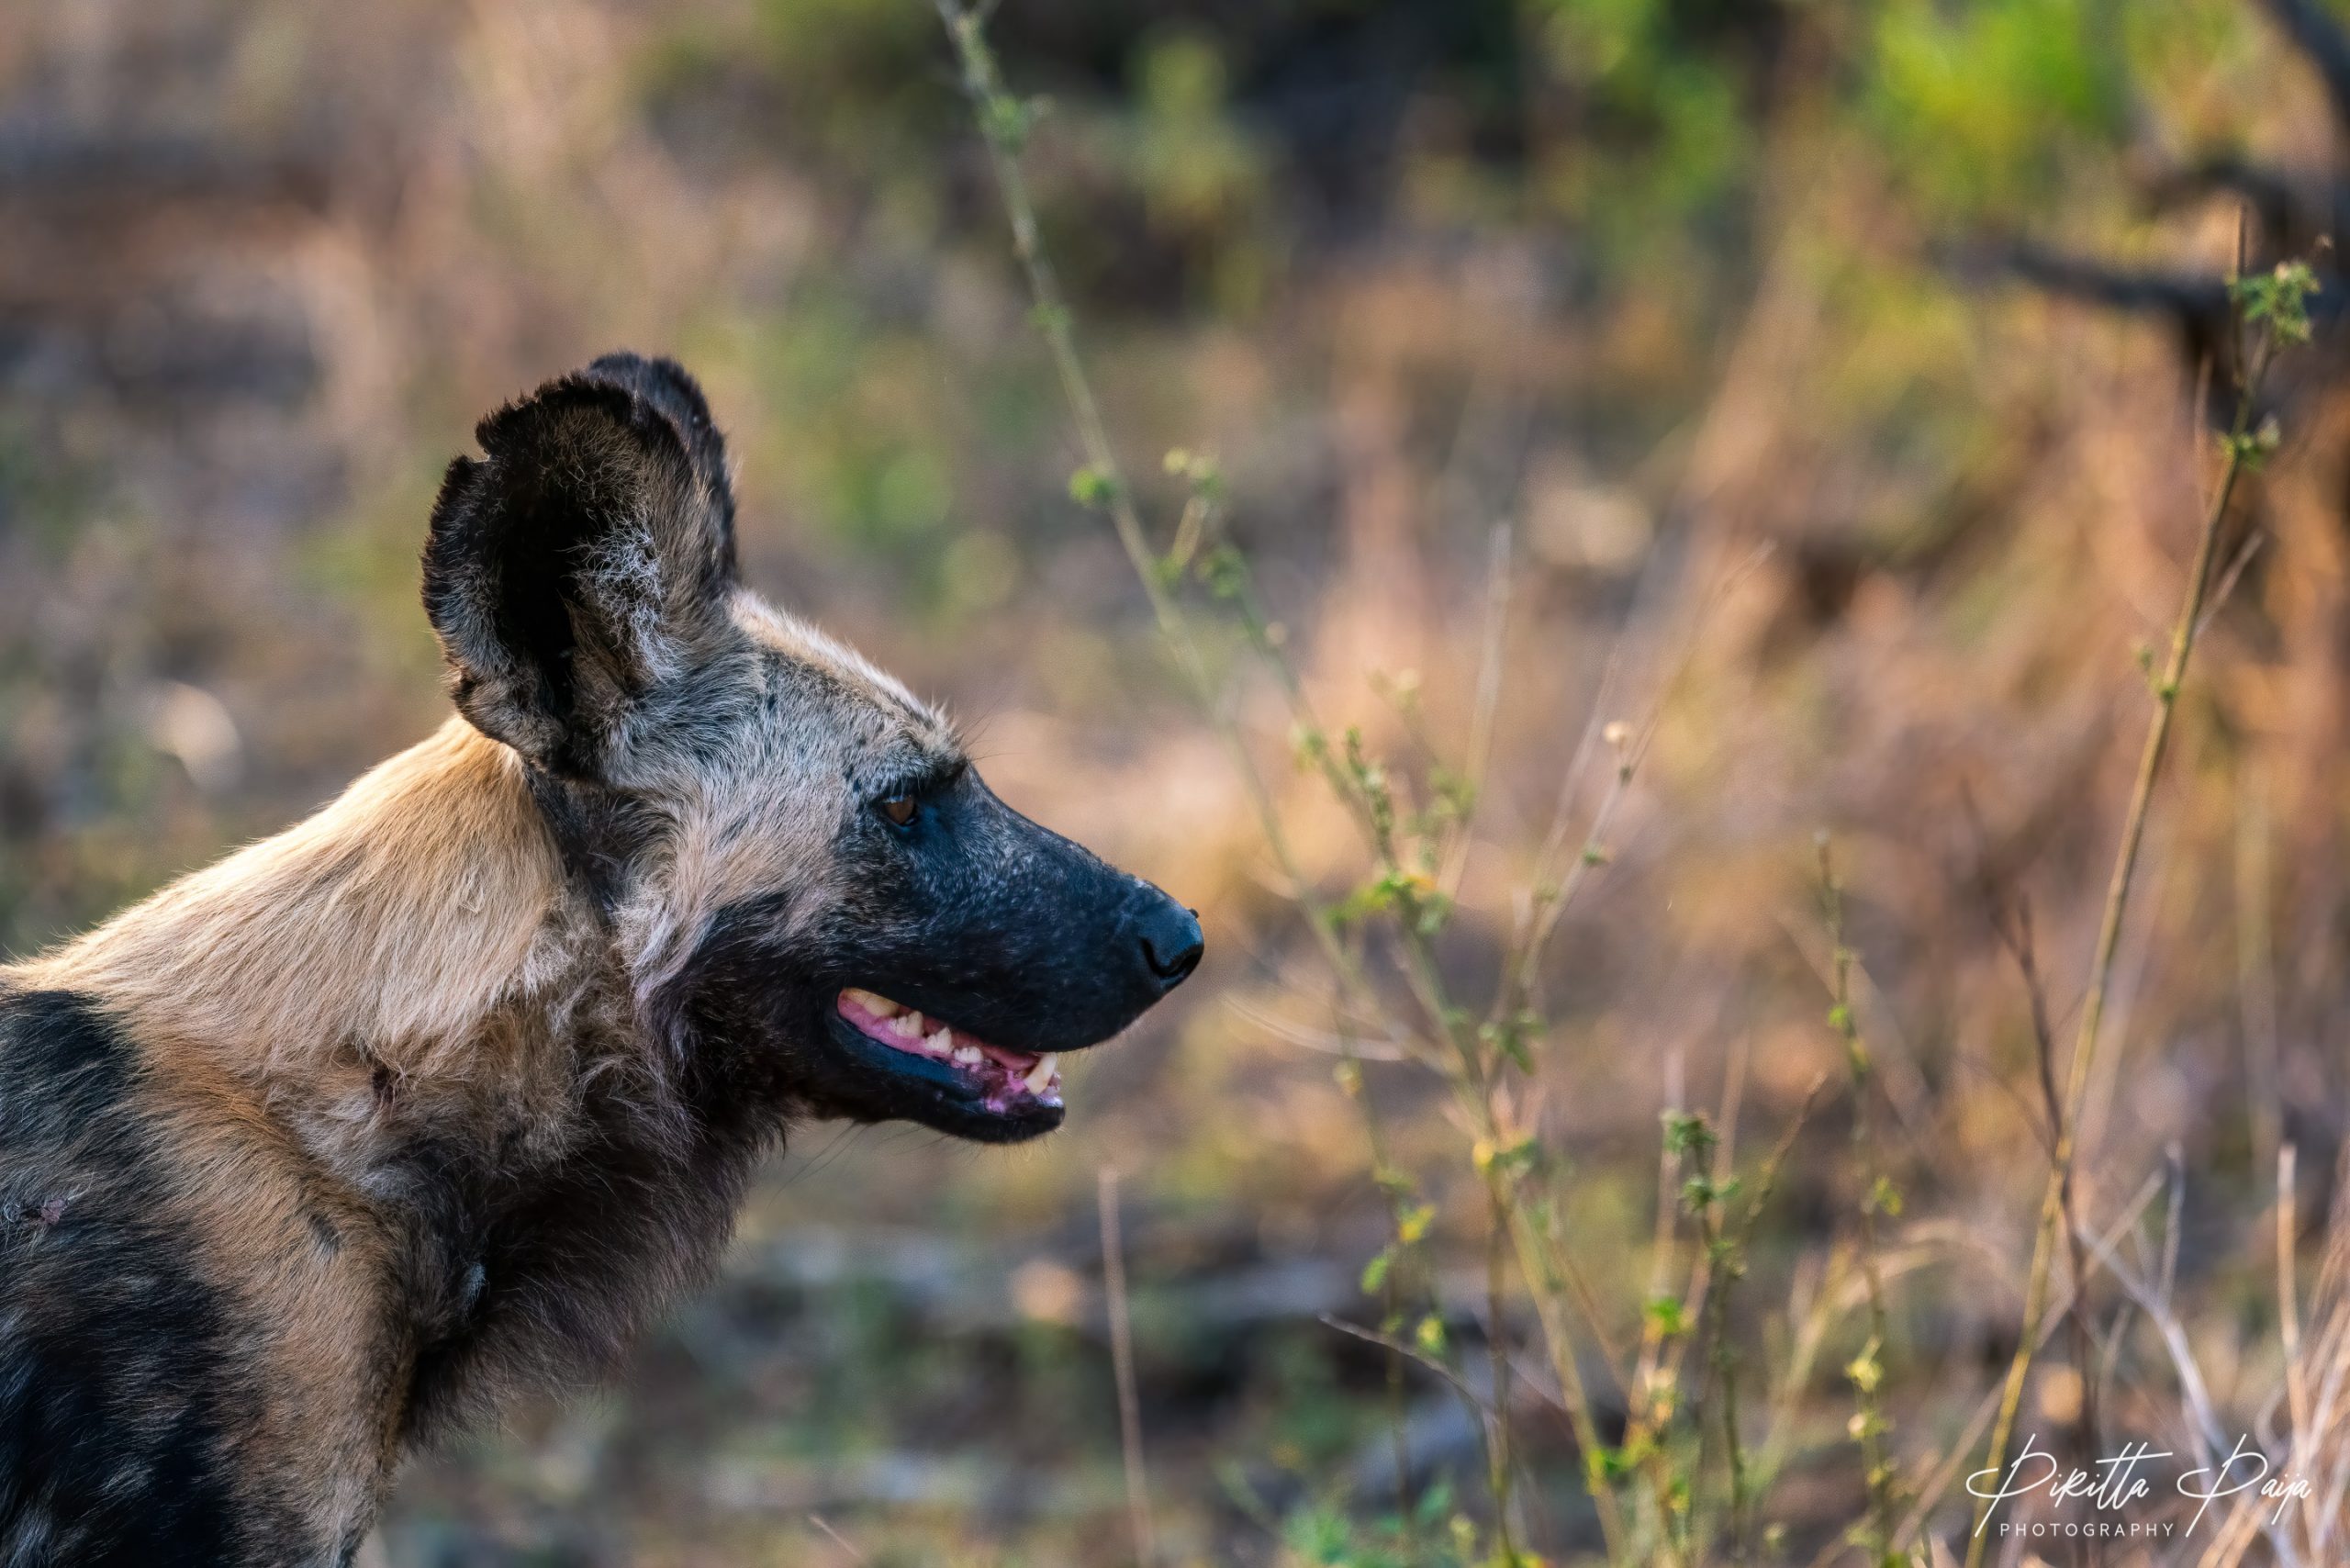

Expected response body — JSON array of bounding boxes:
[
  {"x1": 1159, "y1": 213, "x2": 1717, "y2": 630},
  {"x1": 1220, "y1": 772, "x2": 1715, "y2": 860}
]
[
  {"x1": 523, "y1": 767, "x2": 665, "y2": 916},
  {"x1": 420, "y1": 353, "x2": 741, "y2": 777},
  {"x1": 381, "y1": 960, "x2": 789, "y2": 1443},
  {"x1": 0, "y1": 989, "x2": 269, "y2": 1565},
  {"x1": 584, "y1": 350, "x2": 738, "y2": 575}
]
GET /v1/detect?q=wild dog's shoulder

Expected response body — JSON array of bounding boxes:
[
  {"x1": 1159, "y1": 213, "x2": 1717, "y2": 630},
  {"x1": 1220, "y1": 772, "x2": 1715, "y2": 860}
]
[
  {"x1": 0, "y1": 986, "x2": 157, "y2": 1223},
  {"x1": 0, "y1": 981, "x2": 140, "y2": 1126},
  {"x1": 0, "y1": 984, "x2": 322, "y2": 1567}
]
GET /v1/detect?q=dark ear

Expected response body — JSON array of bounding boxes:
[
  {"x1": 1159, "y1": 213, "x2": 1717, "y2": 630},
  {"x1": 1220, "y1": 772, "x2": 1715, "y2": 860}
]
[{"x1": 422, "y1": 353, "x2": 741, "y2": 772}]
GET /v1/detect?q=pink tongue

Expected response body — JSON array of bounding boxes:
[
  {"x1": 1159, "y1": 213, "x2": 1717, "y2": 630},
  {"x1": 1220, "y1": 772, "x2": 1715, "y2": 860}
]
[{"x1": 981, "y1": 1044, "x2": 1039, "y2": 1073}]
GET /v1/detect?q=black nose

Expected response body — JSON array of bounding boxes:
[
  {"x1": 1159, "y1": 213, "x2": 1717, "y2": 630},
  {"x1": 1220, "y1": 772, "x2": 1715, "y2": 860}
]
[{"x1": 1136, "y1": 899, "x2": 1203, "y2": 990}]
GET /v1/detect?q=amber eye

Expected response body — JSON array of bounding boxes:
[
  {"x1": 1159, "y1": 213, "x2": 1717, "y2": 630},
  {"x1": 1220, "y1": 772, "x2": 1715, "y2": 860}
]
[{"x1": 878, "y1": 794, "x2": 917, "y2": 827}]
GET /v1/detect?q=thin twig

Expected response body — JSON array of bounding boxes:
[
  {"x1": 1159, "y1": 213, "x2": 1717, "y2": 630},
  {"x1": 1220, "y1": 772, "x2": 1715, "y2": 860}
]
[
  {"x1": 1980, "y1": 881, "x2": 2104, "y2": 1477},
  {"x1": 1964, "y1": 236, "x2": 2293, "y2": 1568},
  {"x1": 1319, "y1": 1314, "x2": 1485, "y2": 1410},
  {"x1": 1441, "y1": 521, "x2": 1517, "y2": 899},
  {"x1": 934, "y1": 21, "x2": 1488, "y2": 1549},
  {"x1": 2280, "y1": 1144, "x2": 2321, "y2": 1550},
  {"x1": 1897, "y1": 1170, "x2": 2165, "y2": 1550},
  {"x1": 1631, "y1": 1051, "x2": 1690, "y2": 1428},
  {"x1": 807, "y1": 1516, "x2": 870, "y2": 1565},
  {"x1": 1716, "y1": 1074, "x2": 1830, "y2": 1561},
  {"x1": 931, "y1": 0, "x2": 1357, "y2": 1002},
  {"x1": 1818, "y1": 839, "x2": 1901, "y2": 1564},
  {"x1": 1100, "y1": 1169, "x2": 1156, "y2": 1567},
  {"x1": 1484, "y1": 1183, "x2": 1521, "y2": 1565},
  {"x1": 2076, "y1": 1206, "x2": 2308, "y2": 1568},
  {"x1": 1499, "y1": 544, "x2": 1772, "y2": 1023},
  {"x1": 2237, "y1": 762, "x2": 2283, "y2": 1184}
]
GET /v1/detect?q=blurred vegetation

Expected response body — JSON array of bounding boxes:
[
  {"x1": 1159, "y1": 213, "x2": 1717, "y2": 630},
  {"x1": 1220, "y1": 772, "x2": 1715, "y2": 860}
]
[{"x1": 8, "y1": 0, "x2": 2350, "y2": 1564}]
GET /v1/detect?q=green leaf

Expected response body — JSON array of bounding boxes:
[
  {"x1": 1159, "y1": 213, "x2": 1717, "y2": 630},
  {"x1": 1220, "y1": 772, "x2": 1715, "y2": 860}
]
[
  {"x1": 1662, "y1": 1110, "x2": 1717, "y2": 1158},
  {"x1": 1868, "y1": 1175, "x2": 1904, "y2": 1217},
  {"x1": 1413, "y1": 890, "x2": 1453, "y2": 936},
  {"x1": 1476, "y1": 1136, "x2": 1542, "y2": 1182},
  {"x1": 2232, "y1": 259, "x2": 2322, "y2": 347},
  {"x1": 1067, "y1": 465, "x2": 1118, "y2": 508},
  {"x1": 979, "y1": 91, "x2": 1048, "y2": 153},
  {"x1": 1197, "y1": 543, "x2": 1248, "y2": 599},
  {"x1": 1845, "y1": 1336, "x2": 1885, "y2": 1394},
  {"x1": 1479, "y1": 1014, "x2": 1538, "y2": 1073}
]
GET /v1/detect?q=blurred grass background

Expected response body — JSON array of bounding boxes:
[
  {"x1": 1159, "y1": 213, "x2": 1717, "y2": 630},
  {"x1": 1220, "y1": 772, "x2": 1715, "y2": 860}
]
[{"x1": 5, "y1": 0, "x2": 2350, "y2": 1562}]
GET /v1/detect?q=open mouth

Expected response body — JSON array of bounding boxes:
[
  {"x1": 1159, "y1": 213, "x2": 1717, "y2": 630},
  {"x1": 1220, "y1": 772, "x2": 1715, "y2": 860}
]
[{"x1": 829, "y1": 987, "x2": 1065, "y2": 1132}]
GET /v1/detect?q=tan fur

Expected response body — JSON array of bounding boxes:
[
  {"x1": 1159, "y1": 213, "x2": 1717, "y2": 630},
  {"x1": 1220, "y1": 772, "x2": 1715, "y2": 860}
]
[
  {"x1": 22, "y1": 721, "x2": 569, "y2": 1080},
  {"x1": 137, "y1": 1045, "x2": 403, "y2": 1550},
  {"x1": 6, "y1": 722, "x2": 597, "y2": 1527}
]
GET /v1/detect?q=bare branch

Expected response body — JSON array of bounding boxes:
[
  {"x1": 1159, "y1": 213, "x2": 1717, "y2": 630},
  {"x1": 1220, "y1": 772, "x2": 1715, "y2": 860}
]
[
  {"x1": 1995, "y1": 242, "x2": 2232, "y2": 324},
  {"x1": 2146, "y1": 154, "x2": 2329, "y2": 250}
]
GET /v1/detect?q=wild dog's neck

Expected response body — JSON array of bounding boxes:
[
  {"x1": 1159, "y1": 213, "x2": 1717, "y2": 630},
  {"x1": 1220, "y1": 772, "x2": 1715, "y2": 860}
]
[{"x1": 21, "y1": 718, "x2": 592, "y2": 1079}]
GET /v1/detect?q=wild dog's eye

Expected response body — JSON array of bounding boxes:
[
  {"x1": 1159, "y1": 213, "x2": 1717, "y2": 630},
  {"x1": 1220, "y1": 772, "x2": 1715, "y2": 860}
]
[{"x1": 878, "y1": 794, "x2": 917, "y2": 828}]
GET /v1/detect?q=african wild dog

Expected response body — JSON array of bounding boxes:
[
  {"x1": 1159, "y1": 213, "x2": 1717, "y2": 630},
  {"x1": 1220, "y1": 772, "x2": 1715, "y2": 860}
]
[{"x1": 0, "y1": 354, "x2": 1203, "y2": 1566}]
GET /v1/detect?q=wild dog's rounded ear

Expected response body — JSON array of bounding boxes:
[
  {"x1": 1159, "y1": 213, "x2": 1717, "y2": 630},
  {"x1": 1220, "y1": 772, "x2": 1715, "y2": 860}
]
[{"x1": 422, "y1": 353, "x2": 742, "y2": 774}]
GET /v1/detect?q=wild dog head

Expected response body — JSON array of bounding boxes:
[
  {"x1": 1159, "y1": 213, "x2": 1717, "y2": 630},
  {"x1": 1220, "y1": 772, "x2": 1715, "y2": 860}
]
[{"x1": 422, "y1": 353, "x2": 1201, "y2": 1143}]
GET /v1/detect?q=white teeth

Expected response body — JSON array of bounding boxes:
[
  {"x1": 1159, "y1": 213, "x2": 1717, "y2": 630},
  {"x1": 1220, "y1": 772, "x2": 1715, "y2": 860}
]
[
  {"x1": 844, "y1": 988, "x2": 901, "y2": 1018},
  {"x1": 844, "y1": 991, "x2": 1058, "y2": 1103}
]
